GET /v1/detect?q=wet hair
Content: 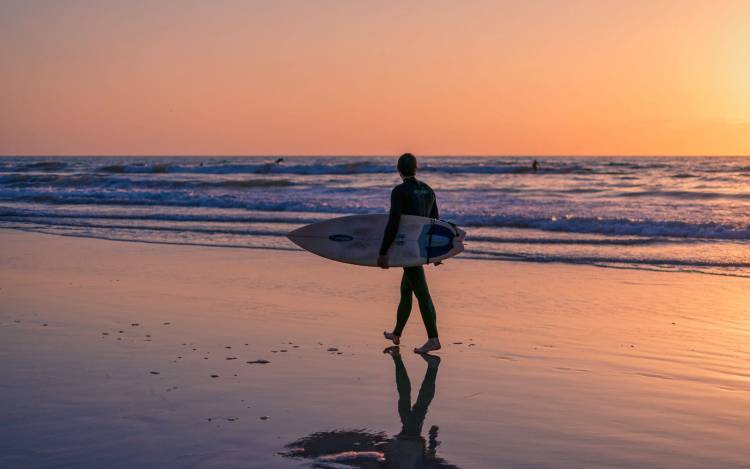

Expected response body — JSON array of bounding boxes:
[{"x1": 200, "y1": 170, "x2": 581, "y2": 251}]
[{"x1": 397, "y1": 153, "x2": 417, "y2": 177}]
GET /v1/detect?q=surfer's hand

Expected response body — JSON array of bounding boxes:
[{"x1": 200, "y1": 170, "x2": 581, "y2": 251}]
[
  {"x1": 377, "y1": 254, "x2": 389, "y2": 269},
  {"x1": 433, "y1": 261, "x2": 443, "y2": 267}
]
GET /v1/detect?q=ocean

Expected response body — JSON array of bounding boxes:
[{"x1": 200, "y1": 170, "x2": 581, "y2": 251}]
[{"x1": 1, "y1": 156, "x2": 748, "y2": 277}]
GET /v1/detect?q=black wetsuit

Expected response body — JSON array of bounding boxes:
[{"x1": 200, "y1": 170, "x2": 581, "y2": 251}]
[{"x1": 380, "y1": 177, "x2": 439, "y2": 339}]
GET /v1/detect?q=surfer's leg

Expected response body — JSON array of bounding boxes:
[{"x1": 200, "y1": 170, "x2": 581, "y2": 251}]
[
  {"x1": 406, "y1": 266, "x2": 441, "y2": 353},
  {"x1": 404, "y1": 266, "x2": 438, "y2": 339},
  {"x1": 391, "y1": 269, "x2": 413, "y2": 338}
]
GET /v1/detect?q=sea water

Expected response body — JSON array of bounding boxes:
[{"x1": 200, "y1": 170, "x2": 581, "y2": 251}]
[{"x1": 1, "y1": 156, "x2": 749, "y2": 276}]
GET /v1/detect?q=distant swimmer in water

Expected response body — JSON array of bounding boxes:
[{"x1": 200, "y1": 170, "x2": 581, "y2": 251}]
[
  {"x1": 532, "y1": 159, "x2": 539, "y2": 172},
  {"x1": 257, "y1": 157, "x2": 285, "y2": 173},
  {"x1": 379, "y1": 153, "x2": 442, "y2": 354}
]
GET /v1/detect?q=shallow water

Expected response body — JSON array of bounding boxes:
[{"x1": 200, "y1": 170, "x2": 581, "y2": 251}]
[{"x1": 1, "y1": 156, "x2": 749, "y2": 276}]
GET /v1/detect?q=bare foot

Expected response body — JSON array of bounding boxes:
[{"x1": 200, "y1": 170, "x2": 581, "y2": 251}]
[
  {"x1": 383, "y1": 345, "x2": 400, "y2": 356},
  {"x1": 383, "y1": 331, "x2": 400, "y2": 345},
  {"x1": 414, "y1": 338, "x2": 441, "y2": 354}
]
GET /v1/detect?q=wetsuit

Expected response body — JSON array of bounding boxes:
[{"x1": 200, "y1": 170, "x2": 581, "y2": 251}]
[{"x1": 380, "y1": 177, "x2": 439, "y2": 339}]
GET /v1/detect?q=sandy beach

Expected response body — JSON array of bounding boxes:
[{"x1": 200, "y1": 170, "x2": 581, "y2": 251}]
[{"x1": 1, "y1": 229, "x2": 749, "y2": 467}]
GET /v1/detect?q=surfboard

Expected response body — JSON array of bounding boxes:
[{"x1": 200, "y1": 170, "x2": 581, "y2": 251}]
[{"x1": 287, "y1": 214, "x2": 466, "y2": 267}]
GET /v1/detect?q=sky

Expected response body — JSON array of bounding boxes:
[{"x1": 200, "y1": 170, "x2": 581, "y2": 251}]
[{"x1": 1, "y1": 0, "x2": 749, "y2": 156}]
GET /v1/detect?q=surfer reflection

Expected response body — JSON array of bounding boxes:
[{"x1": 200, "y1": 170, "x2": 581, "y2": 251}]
[{"x1": 281, "y1": 348, "x2": 457, "y2": 468}]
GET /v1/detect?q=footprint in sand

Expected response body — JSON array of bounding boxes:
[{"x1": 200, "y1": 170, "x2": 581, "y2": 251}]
[{"x1": 207, "y1": 417, "x2": 238, "y2": 422}]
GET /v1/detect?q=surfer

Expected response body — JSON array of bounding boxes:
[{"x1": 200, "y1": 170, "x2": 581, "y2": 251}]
[{"x1": 378, "y1": 153, "x2": 442, "y2": 354}]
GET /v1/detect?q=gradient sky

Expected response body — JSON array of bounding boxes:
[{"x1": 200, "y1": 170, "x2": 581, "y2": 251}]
[{"x1": 1, "y1": 0, "x2": 749, "y2": 156}]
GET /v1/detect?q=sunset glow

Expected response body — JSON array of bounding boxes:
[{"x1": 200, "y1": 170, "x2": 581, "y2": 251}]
[
  {"x1": 3, "y1": 3, "x2": 750, "y2": 466},
  {"x1": 2, "y1": 0, "x2": 749, "y2": 156}
]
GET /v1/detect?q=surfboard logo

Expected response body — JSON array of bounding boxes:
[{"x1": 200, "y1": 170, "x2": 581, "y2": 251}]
[
  {"x1": 418, "y1": 224, "x2": 455, "y2": 261},
  {"x1": 328, "y1": 234, "x2": 354, "y2": 242}
]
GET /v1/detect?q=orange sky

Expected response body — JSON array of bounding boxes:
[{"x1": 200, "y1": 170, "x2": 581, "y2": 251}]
[{"x1": 1, "y1": 0, "x2": 749, "y2": 156}]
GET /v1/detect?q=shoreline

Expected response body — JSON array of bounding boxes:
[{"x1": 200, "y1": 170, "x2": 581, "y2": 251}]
[{"x1": 5, "y1": 226, "x2": 746, "y2": 279}]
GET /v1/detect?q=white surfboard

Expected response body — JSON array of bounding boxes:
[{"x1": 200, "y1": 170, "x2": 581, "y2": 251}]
[{"x1": 287, "y1": 214, "x2": 466, "y2": 267}]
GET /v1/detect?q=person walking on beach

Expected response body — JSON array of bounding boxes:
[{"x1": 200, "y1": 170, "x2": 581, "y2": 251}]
[{"x1": 378, "y1": 153, "x2": 442, "y2": 354}]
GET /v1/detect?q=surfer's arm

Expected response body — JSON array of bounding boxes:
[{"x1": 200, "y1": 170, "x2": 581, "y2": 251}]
[{"x1": 379, "y1": 187, "x2": 403, "y2": 256}]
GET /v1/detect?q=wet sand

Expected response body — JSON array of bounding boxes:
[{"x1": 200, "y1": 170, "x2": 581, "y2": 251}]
[{"x1": 1, "y1": 229, "x2": 749, "y2": 468}]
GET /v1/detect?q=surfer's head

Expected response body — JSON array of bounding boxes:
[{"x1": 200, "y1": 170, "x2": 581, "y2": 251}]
[{"x1": 397, "y1": 153, "x2": 417, "y2": 178}]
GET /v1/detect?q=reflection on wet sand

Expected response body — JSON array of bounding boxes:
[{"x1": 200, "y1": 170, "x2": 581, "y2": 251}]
[{"x1": 281, "y1": 347, "x2": 458, "y2": 468}]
